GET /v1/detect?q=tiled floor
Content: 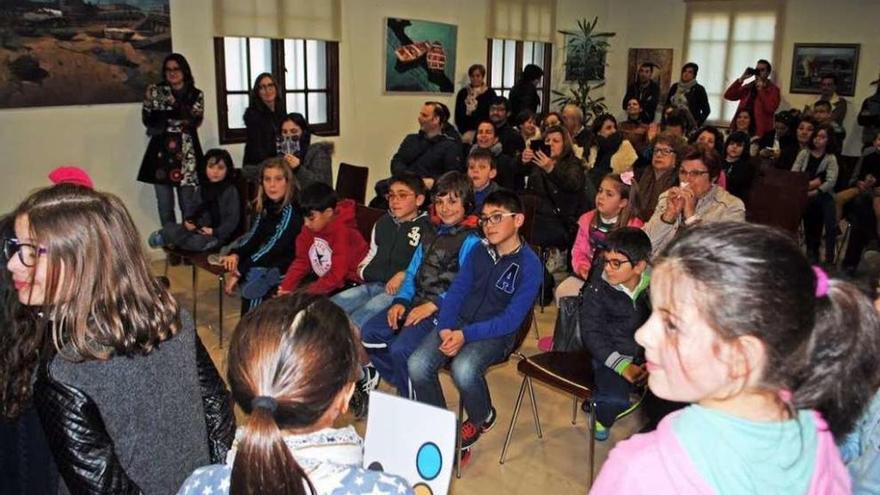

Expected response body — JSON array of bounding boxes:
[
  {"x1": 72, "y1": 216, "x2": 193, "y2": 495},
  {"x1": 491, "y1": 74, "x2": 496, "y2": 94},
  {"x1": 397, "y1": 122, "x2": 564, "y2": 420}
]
[{"x1": 157, "y1": 261, "x2": 645, "y2": 494}]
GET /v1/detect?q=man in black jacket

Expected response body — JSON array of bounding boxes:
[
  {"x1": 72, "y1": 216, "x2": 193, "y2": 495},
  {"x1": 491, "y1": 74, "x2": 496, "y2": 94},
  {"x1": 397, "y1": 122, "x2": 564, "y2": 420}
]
[
  {"x1": 623, "y1": 63, "x2": 660, "y2": 124},
  {"x1": 489, "y1": 96, "x2": 526, "y2": 156},
  {"x1": 390, "y1": 102, "x2": 463, "y2": 190}
]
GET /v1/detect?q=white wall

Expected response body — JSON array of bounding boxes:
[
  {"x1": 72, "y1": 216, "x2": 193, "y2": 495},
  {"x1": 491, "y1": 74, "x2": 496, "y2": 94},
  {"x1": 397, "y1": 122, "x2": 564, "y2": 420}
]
[{"x1": 0, "y1": 0, "x2": 877, "y2": 248}]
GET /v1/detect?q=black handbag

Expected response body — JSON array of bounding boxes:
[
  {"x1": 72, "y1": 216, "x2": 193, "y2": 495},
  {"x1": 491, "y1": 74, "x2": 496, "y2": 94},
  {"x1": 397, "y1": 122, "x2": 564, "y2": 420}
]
[{"x1": 552, "y1": 294, "x2": 584, "y2": 352}]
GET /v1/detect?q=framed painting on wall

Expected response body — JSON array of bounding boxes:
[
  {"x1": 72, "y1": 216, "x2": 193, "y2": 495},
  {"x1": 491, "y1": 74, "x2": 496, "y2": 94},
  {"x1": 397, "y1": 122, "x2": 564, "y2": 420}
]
[
  {"x1": 385, "y1": 18, "x2": 457, "y2": 93},
  {"x1": 626, "y1": 48, "x2": 674, "y2": 101},
  {"x1": 0, "y1": 1, "x2": 172, "y2": 109},
  {"x1": 790, "y1": 43, "x2": 860, "y2": 96}
]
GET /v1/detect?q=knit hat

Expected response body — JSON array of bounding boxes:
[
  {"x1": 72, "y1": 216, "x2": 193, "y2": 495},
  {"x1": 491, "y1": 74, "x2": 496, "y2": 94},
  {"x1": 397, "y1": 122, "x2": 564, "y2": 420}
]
[{"x1": 48, "y1": 166, "x2": 94, "y2": 189}]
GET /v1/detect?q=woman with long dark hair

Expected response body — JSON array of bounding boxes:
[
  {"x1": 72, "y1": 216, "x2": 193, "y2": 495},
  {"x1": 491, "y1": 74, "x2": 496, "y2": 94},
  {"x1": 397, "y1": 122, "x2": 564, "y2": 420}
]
[
  {"x1": 137, "y1": 53, "x2": 205, "y2": 229},
  {"x1": 12, "y1": 184, "x2": 234, "y2": 493},
  {"x1": 243, "y1": 73, "x2": 286, "y2": 175},
  {"x1": 179, "y1": 294, "x2": 411, "y2": 495}
]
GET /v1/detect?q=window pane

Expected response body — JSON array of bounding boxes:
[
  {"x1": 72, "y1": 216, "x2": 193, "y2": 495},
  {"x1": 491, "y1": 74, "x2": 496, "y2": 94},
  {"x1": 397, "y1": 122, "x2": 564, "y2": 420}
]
[
  {"x1": 308, "y1": 92, "x2": 328, "y2": 124},
  {"x1": 491, "y1": 39, "x2": 504, "y2": 87},
  {"x1": 503, "y1": 39, "x2": 516, "y2": 87},
  {"x1": 224, "y1": 37, "x2": 248, "y2": 91},
  {"x1": 227, "y1": 94, "x2": 248, "y2": 129},
  {"x1": 284, "y1": 39, "x2": 305, "y2": 90},
  {"x1": 690, "y1": 13, "x2": 728, "y2": 41},
  {"x1": 286, "y1": 92, "x2": 306, "y2": 115},
  {"x1": 523, "y1": 41, "x2": 534, "y2": 66},
  {"x1": 733, "y1": 13, "x2": 775, "y2": 41},
  {"x1": 533, "y1": 42, "x2": 545, "y2": 70},
  {"x1": 249, "y1": 38, "x2": 272, "y2": 79},
  {"x1": 306, "y1": 40, "x2": 327, "y2": 89}
]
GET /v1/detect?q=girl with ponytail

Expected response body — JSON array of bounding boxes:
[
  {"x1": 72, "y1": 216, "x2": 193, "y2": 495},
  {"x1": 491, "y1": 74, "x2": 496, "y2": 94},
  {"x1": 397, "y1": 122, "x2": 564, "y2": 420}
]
[
  {"x1": 592, "y1": 222, "x2": 880, "y2": 494},
  {"x1": 179, "y1": 294, "x2": 412, "y2": 495}
]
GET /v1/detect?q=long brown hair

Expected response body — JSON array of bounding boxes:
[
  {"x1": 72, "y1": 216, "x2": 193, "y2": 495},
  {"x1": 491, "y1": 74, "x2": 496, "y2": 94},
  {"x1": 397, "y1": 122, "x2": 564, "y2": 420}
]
[
  {"x1": 13, "y1": 184, "x2": 180, "y2": 361},
  {"x1": 591, "y1": 173, "x2": 641, "y2": 230},
  {"x1": 253, "y1": 157, "x2": 297, "y2": 214},
  {"x1": 228, "y1": 293, "x2": 359, "y2": 495}
]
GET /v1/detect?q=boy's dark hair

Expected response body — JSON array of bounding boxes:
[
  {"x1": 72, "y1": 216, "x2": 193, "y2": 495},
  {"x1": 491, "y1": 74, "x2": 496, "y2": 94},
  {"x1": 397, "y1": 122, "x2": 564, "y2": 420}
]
[
  {"x1": 204, "y1": 148, "x2": 235, "y2": 170},
  {"x1": 665, "y1": 114, "x2": 686, "y2": 129},
  {"x1": 814, "y1": 100, "x2": 832, "y2": 111},
  {"x1": 604, "y1": 227, "x2": 652, "y2": 264},
  {"x1": 591, "y1": 113, "x2": 618, "y2": 136},
  {"x1": 388, "y1": 172, "x2": 427, "y2": 198},
  {"x1": 490, "y1": 96, "x2": 511, "y2": 112},
  {"x1": 682, "y1": 62, "x2": 699, "y2": 75},
  {"x1": 468, "y1": 147, "x2": 497, "y2": 170},
  {"x1": 298, "y1": 182, "x2": 338, "y2": 214},
  {"x1": 482, "y1": 190, "x2": 523, "y2": 214},
  {"x1": 434, "y1": 171, "x2": 475, "y2": 214},
  {"x1": 515, "y1": 109, "x2": 536, "y2": 127},
  {"x1": 424, "y1": 101, "x2": 450, "y2": 124}
]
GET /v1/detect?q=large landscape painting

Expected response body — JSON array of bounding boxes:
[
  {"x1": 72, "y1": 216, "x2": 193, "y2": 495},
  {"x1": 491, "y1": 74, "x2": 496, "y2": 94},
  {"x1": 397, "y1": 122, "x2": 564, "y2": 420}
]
[{"x1": 0, "y1": 0, "x2": 171, "y2": 109}]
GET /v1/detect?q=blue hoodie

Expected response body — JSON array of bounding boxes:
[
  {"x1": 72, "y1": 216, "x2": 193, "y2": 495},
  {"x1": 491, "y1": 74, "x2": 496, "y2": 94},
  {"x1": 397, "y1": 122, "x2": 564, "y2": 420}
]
[{"x1": 435, "y1": 238, "x2": 541, "y2": 342}]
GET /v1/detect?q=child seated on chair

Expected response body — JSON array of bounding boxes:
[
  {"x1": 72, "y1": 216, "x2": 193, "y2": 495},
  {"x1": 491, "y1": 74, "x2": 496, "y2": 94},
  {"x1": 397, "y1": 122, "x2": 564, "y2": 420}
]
[
  {"x1": 580, "y1": 227, "x2": 652, "y2": 441},
  {"x1": 408, "y1": 190, "x2": 542, "y2": 452},
  {"x1": 360, "y1": 171, "x2": 481, "y2": 398},
  {"x1": 467, "y1": 148, "x2": 503, "y2": 212},
  {"x1": 149, "y1": 148, "x2": 241, "y2": 252},
  {"x1": 278, "y1": 182, "x2": 368, "y2": 296}
]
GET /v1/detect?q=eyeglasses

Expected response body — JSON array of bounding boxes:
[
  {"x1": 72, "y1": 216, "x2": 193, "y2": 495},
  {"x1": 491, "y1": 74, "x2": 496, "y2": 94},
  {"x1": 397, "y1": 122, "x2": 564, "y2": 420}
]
[
  {"x1": 3, "y1": 238, "x2": 47, "y2": 268},
  {"x1": 679, "y1": 169, "x2": 710, "y2": 179},
  {"x1": 603, "y1": 257, "x2": 632, "y2": 270},
  {"x1": 478, "y1": 212, "x2": 518, "y2": 226},
  {"x1": 385, "y1": 192, "x2": 415, "y2": 201},
  {"x1": 164, "y1": 66, "x2": 182, "y2": 73},
  {"x1": 258, "y1": 83, "x2": 276, "y2": 91},
  {"x1": 654, "y1": 147, "x2": 675, "y2": 156}
]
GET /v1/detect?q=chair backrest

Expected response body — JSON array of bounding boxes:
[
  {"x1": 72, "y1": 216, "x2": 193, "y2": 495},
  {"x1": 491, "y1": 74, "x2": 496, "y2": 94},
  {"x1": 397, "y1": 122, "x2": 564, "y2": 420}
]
[
  {"x1": 232, "y1": 169, "x2": 254, "y2": 236},
  {"x1": 355, "y1": 203, "x2": 385, "y2": 242},
  {"x1": 745, "y1": 168, "x2": 809, "y2": 235},
  {"x1": 518, "y1": 193, "x2": 539, "y2": 248},
  {"x1": 336, "y1": 162, "x2": 370, "y2": 205},
  {"x1": 835, "y1": 154, "x2": 860, "y2": 192}
]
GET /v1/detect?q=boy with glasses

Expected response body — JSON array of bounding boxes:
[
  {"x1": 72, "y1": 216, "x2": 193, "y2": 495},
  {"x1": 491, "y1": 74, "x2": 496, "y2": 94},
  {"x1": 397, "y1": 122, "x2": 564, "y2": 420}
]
[
  {"x1": 580, "y1": 227, "x2": 652, "y2": 440},
  {"x1": 408, "y1": 190, "x2": 541, "y2": 453},
  {"x1": 645, "y1": 146, "x2": 745, "y2": 254}
]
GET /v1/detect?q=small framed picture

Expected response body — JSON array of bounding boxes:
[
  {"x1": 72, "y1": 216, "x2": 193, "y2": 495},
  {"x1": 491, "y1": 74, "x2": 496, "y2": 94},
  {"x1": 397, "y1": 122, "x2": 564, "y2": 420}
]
[{"x1": 790, "y1": 43, "x2": 860, "y2": 96}]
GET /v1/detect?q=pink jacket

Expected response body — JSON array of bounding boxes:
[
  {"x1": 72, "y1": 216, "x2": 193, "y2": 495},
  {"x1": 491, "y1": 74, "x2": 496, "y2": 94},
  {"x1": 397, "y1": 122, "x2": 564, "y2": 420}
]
[
  {"x1": 590, "y1": 410, "x2": 850, "y2": 494},
  {"x1": 571, "y1": 210, "x2": 644, "y2": 276}
]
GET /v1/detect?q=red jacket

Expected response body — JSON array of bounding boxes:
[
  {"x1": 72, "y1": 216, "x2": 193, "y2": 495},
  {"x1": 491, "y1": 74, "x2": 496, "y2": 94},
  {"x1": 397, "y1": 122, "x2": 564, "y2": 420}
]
[
  {"x1": 280, "y1": 199, "x2": 368, "y2": 294},
  {"x1": 723, "y1": 79, "x2": 781, "y2": 137}
]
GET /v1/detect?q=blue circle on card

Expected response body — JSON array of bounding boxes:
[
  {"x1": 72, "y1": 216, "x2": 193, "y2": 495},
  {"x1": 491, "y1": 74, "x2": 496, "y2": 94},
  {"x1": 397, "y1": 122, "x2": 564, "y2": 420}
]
[{"x1": 415, "y1": 442, "x2": 442, "y2": 480}]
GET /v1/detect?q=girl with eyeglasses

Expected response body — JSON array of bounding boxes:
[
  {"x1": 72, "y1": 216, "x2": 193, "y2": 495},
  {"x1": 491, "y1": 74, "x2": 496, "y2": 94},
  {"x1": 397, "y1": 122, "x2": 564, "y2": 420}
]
[
  {"x1": 6, "y1": 184, "x2": 235, "y2": 494},
  {"x1": 137, "y1": 53, "x2": 205, "y2": 235}
]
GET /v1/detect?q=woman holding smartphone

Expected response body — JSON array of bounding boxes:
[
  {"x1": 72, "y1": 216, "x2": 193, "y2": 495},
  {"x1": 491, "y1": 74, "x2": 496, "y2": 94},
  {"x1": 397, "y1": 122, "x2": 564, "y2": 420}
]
[{"x1": 137, "y1": 53, "x2": 205, "y2": 230}]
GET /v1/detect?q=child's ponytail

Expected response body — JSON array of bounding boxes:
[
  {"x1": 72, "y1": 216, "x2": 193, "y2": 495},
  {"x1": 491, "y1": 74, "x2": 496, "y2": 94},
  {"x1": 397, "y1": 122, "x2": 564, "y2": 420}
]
[
  {"x1": 231, "y1": 399, "x2": 315, "y2": 495},
  {"x1": 791, "y1": 279, "x2": 880, "y2": 438}
]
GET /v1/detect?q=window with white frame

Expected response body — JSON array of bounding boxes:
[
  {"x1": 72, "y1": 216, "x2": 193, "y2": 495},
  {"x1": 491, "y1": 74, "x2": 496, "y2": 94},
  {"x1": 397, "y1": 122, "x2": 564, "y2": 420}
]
[
  {"x1": 214, "y1": 36, "x2": 339, "y2": 143},
  {"x1": 685, "y1": 5, "x2": 778, "y2": 124},
  {"x1": 487, "y1": 39, "x2": 552, "y2": 115}
]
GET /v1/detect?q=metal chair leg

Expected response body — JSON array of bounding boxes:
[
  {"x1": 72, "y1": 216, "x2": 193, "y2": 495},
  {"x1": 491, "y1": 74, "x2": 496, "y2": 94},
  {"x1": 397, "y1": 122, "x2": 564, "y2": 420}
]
[
  {"x1": 588, "y1": 399, "x2": 597, "y2": 488},
  {"x1": 571, "y1": 396, "x2": 578, "y2": 425},
  {"x1": 456, "y1": 400, "x2": 463, "y2": 478},
  {"x1": 538, "y1": 248, "x2": 548, "y2": 313},
  {"x1": 218, "y1": 274, "x2": 225, "y2": 348},
  {"x1": 531, "y1": 311, "x2": 540, "y2": 340},
  {"x1": 499, "y1": 377, "x2": 528, "y2": 464},
  {"x1": 526, "y1": 377, "x2": 542, "y2": 439},
  {"x1": 191, "y1": 264, "x2": 198, "y2": 327}
]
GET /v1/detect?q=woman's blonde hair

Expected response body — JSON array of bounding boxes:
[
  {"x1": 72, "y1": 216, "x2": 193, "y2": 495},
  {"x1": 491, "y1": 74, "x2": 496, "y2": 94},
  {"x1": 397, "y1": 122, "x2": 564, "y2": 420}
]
[
  {"x1": 254, "y1": 157, "x2": 297, "y2": 214},
  {"x1": 14, "y1": 184, "x2": 180, "y2": 361}
]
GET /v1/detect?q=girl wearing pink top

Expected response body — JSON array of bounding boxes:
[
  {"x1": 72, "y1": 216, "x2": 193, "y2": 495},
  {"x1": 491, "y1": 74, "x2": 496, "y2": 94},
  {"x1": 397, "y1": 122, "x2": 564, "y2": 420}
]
[
  {"x1": 555, "y1": 172, "x2": 644, "y2": 302},
  {"x1": 592, "y1": 222, "x2": 880, "y2": 495}
]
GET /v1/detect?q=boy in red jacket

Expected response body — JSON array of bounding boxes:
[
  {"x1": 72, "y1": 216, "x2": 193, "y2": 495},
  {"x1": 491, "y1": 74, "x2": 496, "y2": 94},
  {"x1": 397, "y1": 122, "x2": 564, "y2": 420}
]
[{"x1": 279, "y1": 183, "x2": 369, "y2": 295}]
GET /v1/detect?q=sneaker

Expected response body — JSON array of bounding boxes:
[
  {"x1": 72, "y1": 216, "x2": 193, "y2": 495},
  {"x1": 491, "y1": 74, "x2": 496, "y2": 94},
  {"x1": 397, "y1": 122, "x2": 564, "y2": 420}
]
[
  {"x1": 148, "y1": 230, "x2": 165, "y2": 248},
  {"x1": 480, "y1": 406, "x2": 497, "y2": 433},
  {"x1": 360, "y1": 365, "x2": 381, "y2": 393},
  {"x1": 593, "y1": 421, "x2": 609, "y2": 441},
  {"x1": 460, "y1": 420, "x2": 482, "y2": 450}
]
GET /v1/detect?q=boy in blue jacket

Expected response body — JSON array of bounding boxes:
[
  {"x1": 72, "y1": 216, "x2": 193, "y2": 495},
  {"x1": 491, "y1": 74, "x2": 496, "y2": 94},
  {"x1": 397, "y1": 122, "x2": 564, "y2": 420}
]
[
  {"x1": 580, "y1": 227, "x2": 652, "y2": 440},
  {"x1": 408, "y1": 190, "x2": 542, "y2": 451}
]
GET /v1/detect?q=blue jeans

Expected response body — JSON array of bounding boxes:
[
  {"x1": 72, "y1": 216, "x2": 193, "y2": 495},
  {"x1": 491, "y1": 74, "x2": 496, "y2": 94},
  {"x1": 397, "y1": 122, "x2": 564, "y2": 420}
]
[
  {"x1": 330, "y1": 282, "x2": 395, "y2": 329},
  {"x1": 408, "y1": 329, "x2": 515, "y2": 423},
  {"x1": 361, "y1": 310, "x2": 436, "y2": 397},
  {"x1": 592, "y1": 359, "x2": 634, "y2": 427},
  {"x1": 154, "y1": 184, "x2": 195, "y2": 228}
]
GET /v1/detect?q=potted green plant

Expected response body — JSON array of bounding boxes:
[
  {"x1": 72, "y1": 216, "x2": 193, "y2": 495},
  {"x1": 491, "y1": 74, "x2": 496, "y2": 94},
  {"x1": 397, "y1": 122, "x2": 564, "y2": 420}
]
[{"x1": 552, "y1": 17, "x2": 615, "y2": 125}]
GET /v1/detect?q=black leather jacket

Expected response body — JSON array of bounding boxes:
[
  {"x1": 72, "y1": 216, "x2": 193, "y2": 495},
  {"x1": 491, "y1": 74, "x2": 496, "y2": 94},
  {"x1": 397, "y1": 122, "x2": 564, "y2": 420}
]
[{"x1": 33, "y1": 334, "x2": 235, "y2": 494}]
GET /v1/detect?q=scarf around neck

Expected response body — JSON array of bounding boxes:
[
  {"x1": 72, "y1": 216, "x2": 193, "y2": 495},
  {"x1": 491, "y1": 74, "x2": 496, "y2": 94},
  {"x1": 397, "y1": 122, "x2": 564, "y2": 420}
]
[{"x1": 465, "y1": 84, "x2": 488, "y2": 115}]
